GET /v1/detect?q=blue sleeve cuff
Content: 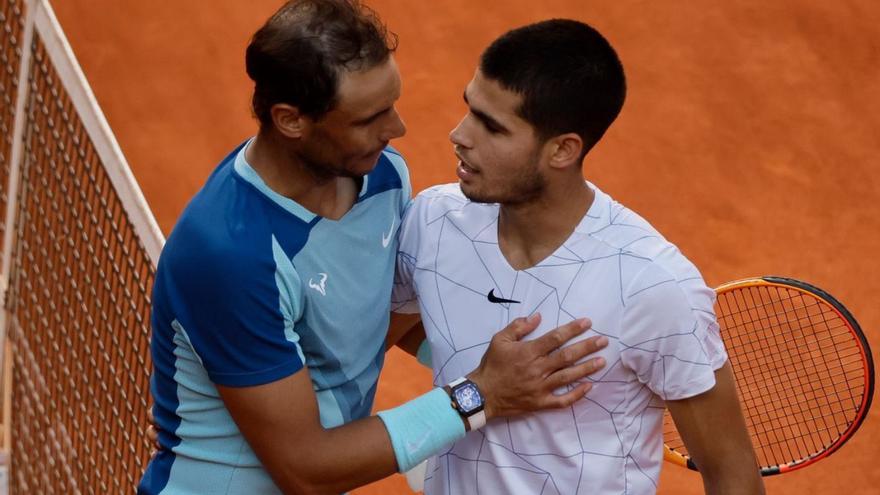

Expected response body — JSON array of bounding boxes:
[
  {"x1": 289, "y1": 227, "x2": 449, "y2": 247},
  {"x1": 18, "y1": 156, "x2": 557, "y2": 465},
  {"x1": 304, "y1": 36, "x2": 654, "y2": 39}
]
[
  {"x1": 208, "y1": 359, "x2": 304, "y2": 387},
  {"x1": 377, "y1": 388, "x2": 465, "y2": 472}
]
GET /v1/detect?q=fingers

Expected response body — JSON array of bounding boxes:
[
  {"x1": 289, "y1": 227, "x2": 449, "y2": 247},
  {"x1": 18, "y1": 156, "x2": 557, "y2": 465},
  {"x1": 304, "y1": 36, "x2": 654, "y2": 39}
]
[
  {"x1": 543, "y1": 335, "x2": 608, "y2": 374},
  {"x1": 546, "y1": 356, "x2": 606, "y2": 389},
  {"x1": 148, "y1": 426, "x2": 161, "y2": 452},
  {"x1": 544, "y1": 381, "x2": 594, "y2": 409},
  {"x1": 146, "y1": 407, "x2": 161, "y2": 451},
  {"x1": 497, "y1": 313, "x2": 542, "y2": 342},
  {"x1": 147, "y1": 425, "x2": 159, "y2": 444},
  {"x1": 532, "y1": 318, "x2": 592, "y2": 356},
  {"x1": 476, "y1": 316, "x2": 605, "y2": 419}
]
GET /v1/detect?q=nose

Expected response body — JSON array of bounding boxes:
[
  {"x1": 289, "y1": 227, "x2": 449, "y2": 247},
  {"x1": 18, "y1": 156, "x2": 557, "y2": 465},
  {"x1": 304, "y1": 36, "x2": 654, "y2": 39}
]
[
  {"x1": 449, "y1": 116, "x2": 471, "y2": 149},
  {"x1": 381, "y1": 108, "x2": 407, "y2": 141}
]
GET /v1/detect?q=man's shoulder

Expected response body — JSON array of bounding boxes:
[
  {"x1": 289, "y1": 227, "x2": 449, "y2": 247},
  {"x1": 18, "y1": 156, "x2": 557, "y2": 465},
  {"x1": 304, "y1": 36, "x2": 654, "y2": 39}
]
[
  {"x1": 412, "y1": 183, "x2": 469, "y2": 210},
  {"x1": 162, "y1": 186, "x2": 306, "y2": 291},
  {"x1": 580, "y1": 187, "x2": 663, "y2": 251},
  {"x1": 156, "y1": 205, "x2": 305, "y2": 330},
  {"x1": 586, "y1": 187, "x2": 700, "y2": 278},
  {"x1": 579, "y1": 185, "x2": 709, "y2": 304}
]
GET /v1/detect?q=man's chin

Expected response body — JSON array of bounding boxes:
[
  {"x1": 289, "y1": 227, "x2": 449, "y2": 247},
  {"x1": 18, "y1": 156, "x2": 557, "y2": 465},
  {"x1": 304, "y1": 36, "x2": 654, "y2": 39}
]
[
  {"x1": 347, "y1": 153, "x2": 385, "y2": 177},
  {"x1": 459, "y1": 183, "x2": 494, "y2": 204},
  {"x1": 345, "y1": 164, "x2": 374, "y2": 179},
  {"x1": 301, "y1": 154, "x2": 379, "y2": 180}
]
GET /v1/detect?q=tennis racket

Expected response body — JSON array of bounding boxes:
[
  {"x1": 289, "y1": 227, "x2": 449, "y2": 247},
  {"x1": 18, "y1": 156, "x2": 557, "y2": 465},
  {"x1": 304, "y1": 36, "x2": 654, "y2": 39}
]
[{"x1": 662, "y1": 276, "x2": 874, "y2": 476}]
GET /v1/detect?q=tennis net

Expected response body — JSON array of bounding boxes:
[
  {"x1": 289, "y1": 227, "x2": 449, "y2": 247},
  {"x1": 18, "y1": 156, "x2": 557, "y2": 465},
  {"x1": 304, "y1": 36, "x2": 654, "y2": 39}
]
[{"x1": 0, "y1": 0, "x2": 164, "y2": 492}]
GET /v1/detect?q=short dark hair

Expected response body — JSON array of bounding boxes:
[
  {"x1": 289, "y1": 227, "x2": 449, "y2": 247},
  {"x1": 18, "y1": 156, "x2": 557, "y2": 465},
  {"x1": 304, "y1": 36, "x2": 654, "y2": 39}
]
[
  {"x1": 480, "y1": 19, "x2": 626, "y2": 157},
  {"x1": 245, "y1": 0, "x2": 398, "y2": 127}
]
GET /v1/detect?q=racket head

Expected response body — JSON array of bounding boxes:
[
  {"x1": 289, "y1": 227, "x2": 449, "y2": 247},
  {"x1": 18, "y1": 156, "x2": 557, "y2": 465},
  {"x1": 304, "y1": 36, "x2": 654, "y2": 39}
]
[{"x1": 663, "y1": 276, "x2": 874, "y2": 476}]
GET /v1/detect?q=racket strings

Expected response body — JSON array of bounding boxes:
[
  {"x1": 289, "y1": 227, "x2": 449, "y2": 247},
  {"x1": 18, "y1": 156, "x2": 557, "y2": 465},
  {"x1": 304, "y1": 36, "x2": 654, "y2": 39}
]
[
  {"x1": 727, "y1": 330, "x2": 858, "y2": 383},
  {"x1": 725, "y1": 286, "x2": 861, "y2": 465},
  {"x1": 663, "y1": 283, "x2": 867, "y2": 470},
  {"x1": 727, "y1": 286, "x2": 855, "y2": 465},
  {"x1": 730, "y1": 331, "x2": 862, "y2": 411}
]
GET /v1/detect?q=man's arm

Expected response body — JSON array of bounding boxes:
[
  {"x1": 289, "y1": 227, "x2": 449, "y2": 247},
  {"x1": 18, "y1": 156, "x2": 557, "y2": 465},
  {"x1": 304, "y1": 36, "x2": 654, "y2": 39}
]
[
  {"x1": 221, "y1": 314, "x2": 607, "y2": 494},
  {"x1": 385, "y1": 311, "x2": 423, "y2": 356},
  {"x1": 666, "y1": 362, "x2": 765, "y2": 495},
  {"x1": 219, "y1": 367, "x2": 397, "y2": 494}
]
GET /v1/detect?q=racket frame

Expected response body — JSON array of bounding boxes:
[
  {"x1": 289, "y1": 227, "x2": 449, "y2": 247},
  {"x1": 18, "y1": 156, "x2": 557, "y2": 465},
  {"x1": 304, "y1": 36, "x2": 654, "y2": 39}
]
[{"x1": 663, "y1": 276, "x2": 875, "y2": 476}]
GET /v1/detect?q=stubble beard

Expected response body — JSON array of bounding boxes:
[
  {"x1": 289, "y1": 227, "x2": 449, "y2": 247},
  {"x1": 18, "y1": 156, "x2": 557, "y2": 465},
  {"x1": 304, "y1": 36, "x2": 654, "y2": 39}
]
[
  {"x1": 463, "y1": 149, "x2": 546, "y2": 205},
  {"x1": 292, "y1": 147, "x2": 365, "y2": 185}
]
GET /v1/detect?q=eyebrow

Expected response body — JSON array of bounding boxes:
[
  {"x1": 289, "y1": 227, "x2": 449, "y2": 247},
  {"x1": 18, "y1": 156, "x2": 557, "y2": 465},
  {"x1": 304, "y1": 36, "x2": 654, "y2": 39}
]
[{"x1": 463, "y1": 90, "x2": 510, "y2": 134}]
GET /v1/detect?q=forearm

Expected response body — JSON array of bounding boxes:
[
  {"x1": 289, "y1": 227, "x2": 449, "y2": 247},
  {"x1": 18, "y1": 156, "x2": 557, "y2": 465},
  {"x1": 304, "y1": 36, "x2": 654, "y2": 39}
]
[
  {"x1": 231, "y1": 383, "x2": 463, "y2": 495},
  {"x1": 300, "y1": 387, "x2": 470, "y2": 494},
  {"x1": 233, "y1": 315, "x2": 608, "y2": 493},
  {"x1": 275, "y1": 416, "x2": 397, "y2": 494}
]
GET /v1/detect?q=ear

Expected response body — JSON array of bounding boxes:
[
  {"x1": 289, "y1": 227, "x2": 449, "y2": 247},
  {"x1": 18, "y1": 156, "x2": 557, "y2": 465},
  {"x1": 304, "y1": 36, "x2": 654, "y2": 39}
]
[
  {"x1": 270, "y1": 103, "x2": 308, "y2": 139},
  {"x1": 545, "y1": 133, "x2": 584, "y2": 170}
]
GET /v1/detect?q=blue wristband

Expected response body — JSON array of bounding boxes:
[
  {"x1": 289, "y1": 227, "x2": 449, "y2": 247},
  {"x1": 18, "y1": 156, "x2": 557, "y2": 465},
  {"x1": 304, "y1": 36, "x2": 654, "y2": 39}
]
[
  {"x1": 377, "y1": 388, "x2": 465, "y2": 472},
  {"x1": 416, "y1": 339, "x2": 432, "y2": 368}
]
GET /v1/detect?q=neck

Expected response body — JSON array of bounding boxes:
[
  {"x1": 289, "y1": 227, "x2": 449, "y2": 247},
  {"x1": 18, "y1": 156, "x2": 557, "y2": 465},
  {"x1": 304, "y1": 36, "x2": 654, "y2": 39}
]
[
  {"x1": 498, "y1": 177, "x2": 594, "y2": 270},
  {"x1": 246, "y1": 131, "x2": 357, "y2": 220}
]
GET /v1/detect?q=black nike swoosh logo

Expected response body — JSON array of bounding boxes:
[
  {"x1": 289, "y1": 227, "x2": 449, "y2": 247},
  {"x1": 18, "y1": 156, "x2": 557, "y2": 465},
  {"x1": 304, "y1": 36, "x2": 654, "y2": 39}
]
[{"x1": 487, "y1": 289, "x2": 520, "y2": 304}]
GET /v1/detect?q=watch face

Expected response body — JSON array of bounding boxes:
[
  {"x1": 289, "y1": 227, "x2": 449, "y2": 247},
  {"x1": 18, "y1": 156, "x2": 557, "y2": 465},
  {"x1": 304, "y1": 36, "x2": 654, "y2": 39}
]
[{"x1": 454, "y1": 383, "x2": 483, "y2": 414}]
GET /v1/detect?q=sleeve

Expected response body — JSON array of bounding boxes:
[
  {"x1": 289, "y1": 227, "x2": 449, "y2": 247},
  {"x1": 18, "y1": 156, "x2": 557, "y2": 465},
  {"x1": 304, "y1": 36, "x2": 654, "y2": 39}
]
[
  {"x1": 165, "y1": 232, "x2": 305, "y2": 387},
  {"x1": 391, "y1": 195, "x2": 423, "y2": 314},
  {"x1": 619, "y1": 263, "x2": 727, "y2": 400}
]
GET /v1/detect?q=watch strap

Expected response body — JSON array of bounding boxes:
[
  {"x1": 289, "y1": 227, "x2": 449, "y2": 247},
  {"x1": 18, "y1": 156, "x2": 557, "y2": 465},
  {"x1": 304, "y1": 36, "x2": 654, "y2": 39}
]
[
  {"x1": 449, "y1": 377, "x2": 467, "y2": 388},
  {"x1": 466, "y1": 409, "x2": 487, "y2": 431}
]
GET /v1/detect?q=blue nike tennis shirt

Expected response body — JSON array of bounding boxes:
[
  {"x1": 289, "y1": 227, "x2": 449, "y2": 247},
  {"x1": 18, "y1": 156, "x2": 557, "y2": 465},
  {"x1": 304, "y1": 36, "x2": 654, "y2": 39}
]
[{"x1": 139, "y1": 140, "x2": 410, "y2": 494}]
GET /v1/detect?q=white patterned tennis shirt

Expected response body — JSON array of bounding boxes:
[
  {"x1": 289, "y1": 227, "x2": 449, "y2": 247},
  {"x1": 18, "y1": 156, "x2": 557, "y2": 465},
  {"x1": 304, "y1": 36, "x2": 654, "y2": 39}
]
[{"x1": 392, "y1": 182, "x2": 728, "y2": 495}]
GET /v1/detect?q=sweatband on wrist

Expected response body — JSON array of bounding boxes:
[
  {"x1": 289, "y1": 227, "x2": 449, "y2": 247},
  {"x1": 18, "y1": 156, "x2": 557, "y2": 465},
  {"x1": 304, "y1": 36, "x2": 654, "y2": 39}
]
[
  {"x1": 377, "y1": 387, "x2": 465, "y2": 472},
  {"x1": 416, "y1": 339, "x2": 432, "y2": 368}
]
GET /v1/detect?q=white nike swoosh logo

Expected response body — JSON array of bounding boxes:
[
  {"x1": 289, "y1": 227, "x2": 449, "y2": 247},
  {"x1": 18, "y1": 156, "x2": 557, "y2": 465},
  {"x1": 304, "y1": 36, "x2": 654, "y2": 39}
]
[
  {"x1": 382, "y1": 217, "x2": 396, "y2": 248},
  {"x1": 405, "y1": 428, "x2": 432, "y2": 454}
]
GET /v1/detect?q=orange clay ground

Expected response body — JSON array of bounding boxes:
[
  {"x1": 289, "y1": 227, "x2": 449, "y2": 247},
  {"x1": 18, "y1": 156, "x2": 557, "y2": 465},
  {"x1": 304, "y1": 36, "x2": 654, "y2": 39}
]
[{"x1": 53, "y1": 1, "x2": 879, "y2": 493}]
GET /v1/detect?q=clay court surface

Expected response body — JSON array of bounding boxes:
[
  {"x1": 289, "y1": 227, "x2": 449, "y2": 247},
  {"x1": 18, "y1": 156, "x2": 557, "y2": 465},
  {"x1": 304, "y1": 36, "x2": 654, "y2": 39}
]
[{"x1": 49, "y1": 0, "x2": 879, "y2": 493}]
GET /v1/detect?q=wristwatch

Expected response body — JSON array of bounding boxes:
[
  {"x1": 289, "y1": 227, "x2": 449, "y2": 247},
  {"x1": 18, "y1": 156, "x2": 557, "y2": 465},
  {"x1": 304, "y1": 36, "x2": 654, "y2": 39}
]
[{"x1": 445, "y1": 377, "x2": 487, "y2": 431}]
